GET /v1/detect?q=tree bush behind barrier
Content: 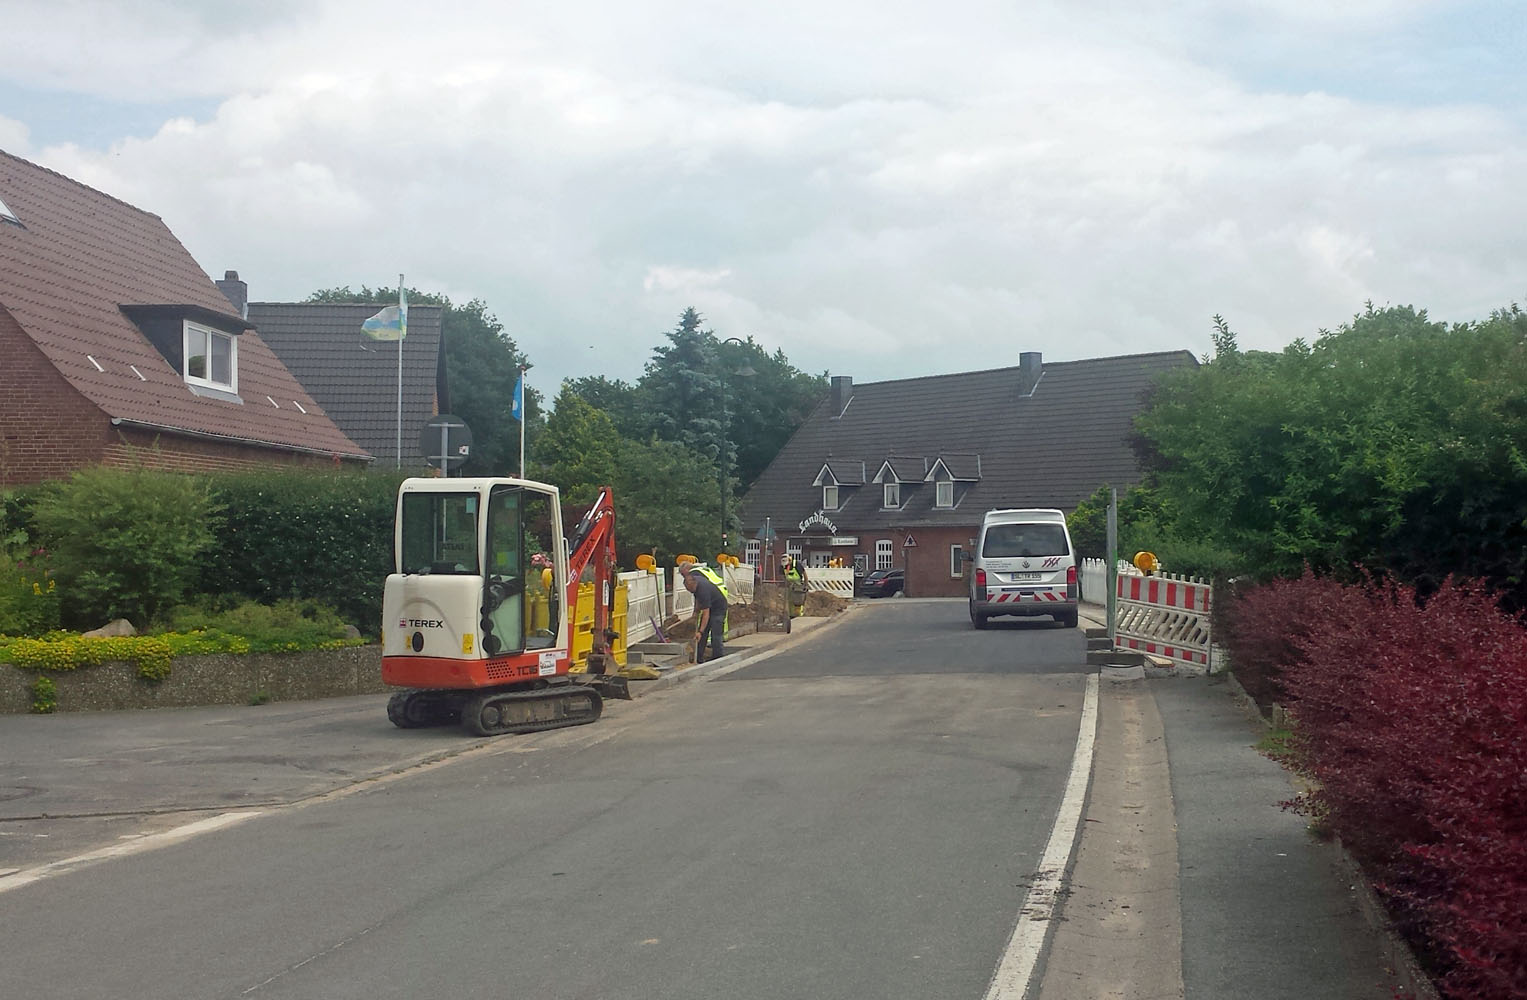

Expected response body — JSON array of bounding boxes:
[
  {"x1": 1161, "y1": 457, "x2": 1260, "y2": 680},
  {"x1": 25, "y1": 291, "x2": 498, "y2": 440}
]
[
  {"x1": 1134, "y1": 304, "x2": 1527, "y2": 610},
  {"x1": 1233, "y1": 573, "x2": 1527, "y2": 1000}
]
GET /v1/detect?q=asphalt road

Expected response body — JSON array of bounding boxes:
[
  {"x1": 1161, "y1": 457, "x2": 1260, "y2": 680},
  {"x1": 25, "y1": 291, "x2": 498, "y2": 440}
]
[{"x1": 0, "y1": 601, "x2": 1094, "y2": 1000}]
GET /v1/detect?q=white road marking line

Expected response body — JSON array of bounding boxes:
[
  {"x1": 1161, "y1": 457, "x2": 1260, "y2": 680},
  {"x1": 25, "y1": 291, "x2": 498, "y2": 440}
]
[
  {"x1": 0, "y1": 811, "x2": 264, "y2": 894},
  {"x1": 982, "y1": 673, "x2": 1100, "y2": 1000}
]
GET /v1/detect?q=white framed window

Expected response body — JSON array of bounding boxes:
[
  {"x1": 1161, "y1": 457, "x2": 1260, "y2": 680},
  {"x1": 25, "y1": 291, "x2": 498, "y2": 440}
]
[
  {"x1": 0, "y1": 195, "x2": 20, "y2": 225},
  {"x1": 786, "y1": 540, "x2": 802, "y2": 562},
  {"x1": 883, "y1": 483, "x2": 900, "y2": 508},
  {"x1": 875, "y1": 539, "x2": 893, "y2": 570},
  {"x1": 183, "y1": 321, "x2": 238, "y2": 392},
  {"x1": 950, "y1": 544, "x2": 965, "y2": 577},
  {"x1": 823, "y1": 485, "x2": 839, "y2": 510},
  {"x1": 935, "y1": 480, "x2": 954, "y2": 508},
  {"x1": 744, "y1": 539, "x2": 761, "y2": 566}
]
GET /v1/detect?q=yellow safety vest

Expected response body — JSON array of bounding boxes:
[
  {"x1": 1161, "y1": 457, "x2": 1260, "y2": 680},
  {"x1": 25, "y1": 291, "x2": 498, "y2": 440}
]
[{"x1": 695, "y1": 565, "x2": 731, "y2": 602}]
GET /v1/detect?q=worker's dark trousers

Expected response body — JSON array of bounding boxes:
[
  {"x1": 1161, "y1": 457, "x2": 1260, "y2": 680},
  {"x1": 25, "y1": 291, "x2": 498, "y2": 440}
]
[{"x1": 698, "y1": 611, "x2": 725, "y2": 663}]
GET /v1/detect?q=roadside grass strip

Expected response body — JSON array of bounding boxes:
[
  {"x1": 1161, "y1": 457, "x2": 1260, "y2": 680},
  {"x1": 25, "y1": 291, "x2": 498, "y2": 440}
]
[{"x1": 983, "y1": 672, "x2": 1101, "y2": 1000}]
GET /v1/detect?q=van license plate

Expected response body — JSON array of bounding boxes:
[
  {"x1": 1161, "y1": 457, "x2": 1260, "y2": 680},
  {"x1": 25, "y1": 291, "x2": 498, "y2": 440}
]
[{"x1": 1014, "y1": 572, "x2": 1042, "y2": 582}]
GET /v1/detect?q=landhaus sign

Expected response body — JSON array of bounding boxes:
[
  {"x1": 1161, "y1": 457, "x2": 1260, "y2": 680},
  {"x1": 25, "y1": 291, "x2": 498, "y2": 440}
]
[{"x1": 799, "y1": 511, "x2": 839, "y2": 533}]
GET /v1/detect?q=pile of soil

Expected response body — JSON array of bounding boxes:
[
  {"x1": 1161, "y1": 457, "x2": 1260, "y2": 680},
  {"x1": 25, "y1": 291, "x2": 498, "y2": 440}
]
[
  {"x1": 804, "y1": 591, "x2": 849, "y2": 616},
  {"x1": 751, "y1": 583, "x2": 847, "y2": 619}
]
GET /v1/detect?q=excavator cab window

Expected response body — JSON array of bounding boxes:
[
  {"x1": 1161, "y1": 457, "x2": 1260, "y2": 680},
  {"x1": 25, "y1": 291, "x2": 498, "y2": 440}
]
[
  {"x1": 521, "y1": 489, "x2": 559, "y2": 649},
  {"x1": 400, "y1": 493, "x2": 480, "y2": 575},
  {"x1": 482, "y1": 485, "x2": 562, "y2": 655}
]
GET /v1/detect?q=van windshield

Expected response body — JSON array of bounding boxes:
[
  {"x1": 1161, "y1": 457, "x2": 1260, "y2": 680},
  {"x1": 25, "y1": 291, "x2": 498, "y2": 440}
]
[{"x1": 982, "y1": 523, "x2": 1068, "y2": 558}]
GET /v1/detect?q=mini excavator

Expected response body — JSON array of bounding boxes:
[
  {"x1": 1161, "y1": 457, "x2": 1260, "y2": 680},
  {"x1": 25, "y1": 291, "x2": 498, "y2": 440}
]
[{"x1": 381, "y1": 478, "x2": 630, "y2": 736}]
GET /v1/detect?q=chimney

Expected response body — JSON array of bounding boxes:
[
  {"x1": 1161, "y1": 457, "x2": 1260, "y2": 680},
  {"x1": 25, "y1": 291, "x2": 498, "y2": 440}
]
[
  {"x1": 829, "y1": 375, "x2": 853, "y2": 417},
  {"x1": 1018, "y1": 352, "x2": 1042, "y2": 396},
  {"x1": 216, "y1": 269, "x2": 248, "y2": 319}
]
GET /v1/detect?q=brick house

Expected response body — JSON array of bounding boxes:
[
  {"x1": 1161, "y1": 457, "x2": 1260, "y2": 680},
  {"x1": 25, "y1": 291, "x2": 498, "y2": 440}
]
[
  {"x1": 0, "y1": 149, "x2": 368, "y2": 487},
  {"x1": 735, "y1": 350, "x2": 1196, "y2": 597}
]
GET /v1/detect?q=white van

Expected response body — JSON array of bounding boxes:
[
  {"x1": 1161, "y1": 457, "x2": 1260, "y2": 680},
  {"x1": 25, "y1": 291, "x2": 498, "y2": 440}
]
[{"x1": 968, "y1": 508, "x2": 1078, "y2": 629}]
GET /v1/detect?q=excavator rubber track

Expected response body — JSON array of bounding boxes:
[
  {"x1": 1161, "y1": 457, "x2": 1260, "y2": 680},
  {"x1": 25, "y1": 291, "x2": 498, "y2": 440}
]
[
  {"x1": 387, "y1": 689, "x2": 462, "y2": 728},
  {"x1": 460, "y1": 684, "x2": 604, "y2": 737}
]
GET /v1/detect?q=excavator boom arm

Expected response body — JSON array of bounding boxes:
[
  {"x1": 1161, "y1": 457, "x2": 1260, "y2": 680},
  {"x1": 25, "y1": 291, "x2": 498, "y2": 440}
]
[{"x1": 566, "y1": 486, "x2": 618, "y2": 667}]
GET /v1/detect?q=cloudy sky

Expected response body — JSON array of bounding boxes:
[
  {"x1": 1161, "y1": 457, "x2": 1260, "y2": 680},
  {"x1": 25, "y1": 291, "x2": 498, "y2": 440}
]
[{"x1": 2, "y1": 0, "x2": 1523, "y2": 393}]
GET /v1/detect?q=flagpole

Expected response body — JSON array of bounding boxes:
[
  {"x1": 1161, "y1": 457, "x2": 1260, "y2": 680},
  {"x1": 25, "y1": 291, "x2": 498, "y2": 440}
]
[
  {"x1": 396, "y1": 274, "x2": 404, "y2": 469},
  {"x1": 518, "y1": 365, "x2": 526, "y2": 480}
]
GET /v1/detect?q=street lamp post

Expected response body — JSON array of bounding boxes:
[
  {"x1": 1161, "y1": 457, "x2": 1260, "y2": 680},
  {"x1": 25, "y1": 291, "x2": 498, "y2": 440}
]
[{"x1": 718, "y1": 336, "x2": 755, "y2": 555}]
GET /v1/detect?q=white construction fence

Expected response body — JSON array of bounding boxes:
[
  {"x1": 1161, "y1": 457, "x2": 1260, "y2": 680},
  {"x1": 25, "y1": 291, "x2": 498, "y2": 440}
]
[
  {"x1": 803, "y1": 567, "x2": 854, "y2": 596},
  {"x1": 1079, "y1": 558, "x2": 1215, "y2": 673}
]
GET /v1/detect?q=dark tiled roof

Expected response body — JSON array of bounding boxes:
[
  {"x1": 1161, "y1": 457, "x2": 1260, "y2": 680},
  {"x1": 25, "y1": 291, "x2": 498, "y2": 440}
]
[
  {"x1": 738, "y1": 351, "x2": 1197, "y2": 533},
  {"x1": 814, "y1": 459, "x2": 866, "y2": 485},
  {"x1": 248, "y1": 303, "x2": 445, "y2": 468},
  {"x1": 873, "y1": 456, "x2": 926, "y2": 482},
  {"x1": 929, "y1": 453, "x2": 981, "y2": 480},
  {"x1": 0, "y1": 149, "x2": 367, "y2": 459}
]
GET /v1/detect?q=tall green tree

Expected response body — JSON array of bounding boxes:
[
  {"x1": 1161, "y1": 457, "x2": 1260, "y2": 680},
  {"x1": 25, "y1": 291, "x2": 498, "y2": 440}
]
[
  {"x1": 612, "y1": 436, "x2": 724, "y2": 566},
  {"x1": 560, "y1": 376, "x2": 644, "y2": 440},
  {"x1": 639, "y1": 307, "x2": 726, "y2": 458},
  {"x1": 633, "y1": 309, "x2": 827, "y2": 548},
  {"x1": 717, "y1": 339, "x2": 826, "y2": 490},
  {"x1": 307, "y1": 285, "x2": 541, "y2": 476},
  {"x1": 1135, "y1": 302, "x2": 1527, "y2": 599},
  {"x1": 536, "y1": 382, "x2": 723, "y2": 565},
  {"x1": 533, "y1": 386, "x2": 623, "y2": 506}
]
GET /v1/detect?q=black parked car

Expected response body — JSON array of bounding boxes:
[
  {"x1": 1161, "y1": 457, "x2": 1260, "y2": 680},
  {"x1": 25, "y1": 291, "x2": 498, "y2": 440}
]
[{"x1": 858, "y1": 569, "x2": 905, "y2": 597}]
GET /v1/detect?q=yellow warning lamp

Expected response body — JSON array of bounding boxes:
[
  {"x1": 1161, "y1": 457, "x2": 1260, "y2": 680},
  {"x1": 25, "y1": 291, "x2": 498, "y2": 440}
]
[
  {"x1": 1133, "y1": 551, "x2": 1160, "y2": 575},
  {"x1": 635, "y1": 554, "x2": 657, "y2": 574}
]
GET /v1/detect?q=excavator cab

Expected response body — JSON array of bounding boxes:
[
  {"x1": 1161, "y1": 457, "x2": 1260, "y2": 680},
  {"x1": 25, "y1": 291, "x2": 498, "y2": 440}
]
[
  {"x1": 382, "y1": 478, "x2": 627, "y2": 737},
  {"x1": 389, "y1": 478, "x2": 563, "y2": 663}
]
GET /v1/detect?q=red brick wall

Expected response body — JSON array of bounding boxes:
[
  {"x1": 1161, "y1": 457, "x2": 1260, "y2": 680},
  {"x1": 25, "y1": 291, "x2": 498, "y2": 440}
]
[
  {"x1": 0, "y1": 306, "x2": 111, "y2": 486},
  {"x1": 102, "y1": 429, "x2": 354, "y2": 476},
  {"x1": 897, "y1": 526, "x2": 977, "y2": 598}
]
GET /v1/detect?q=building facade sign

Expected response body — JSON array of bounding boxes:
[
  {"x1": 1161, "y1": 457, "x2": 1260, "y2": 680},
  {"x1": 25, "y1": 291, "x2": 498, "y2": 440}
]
[
  {"x1": 798, "y1": 510, "x2": 840, "y2": 533},
  {"x1": 829, "y1": 536, "x2": 858, "y2": 546}
]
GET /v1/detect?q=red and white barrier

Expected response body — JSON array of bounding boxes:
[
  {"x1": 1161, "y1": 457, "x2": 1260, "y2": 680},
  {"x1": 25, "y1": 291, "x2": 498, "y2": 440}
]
[{"x1": 1114, "y1": 570, "x2": 1213, "y2": 671}]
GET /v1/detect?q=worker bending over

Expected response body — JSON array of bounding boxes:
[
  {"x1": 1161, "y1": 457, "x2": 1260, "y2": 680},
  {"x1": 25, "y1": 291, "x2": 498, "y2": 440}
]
[{"x1": 681, "y1": 561, "x2": 730, "y2": 663}]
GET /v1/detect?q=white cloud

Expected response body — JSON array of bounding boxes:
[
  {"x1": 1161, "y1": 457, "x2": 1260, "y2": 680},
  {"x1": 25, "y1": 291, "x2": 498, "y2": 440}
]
[
  {"x1": 0, "y1": 115, "x2": 30, "y2": 153},
  {"x1": 1, "y1": 0, "x2": 1522, "y2": 392}
]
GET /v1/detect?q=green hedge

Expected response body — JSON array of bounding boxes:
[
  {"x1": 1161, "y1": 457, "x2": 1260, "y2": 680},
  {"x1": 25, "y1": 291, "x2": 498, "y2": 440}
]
[{"x1": 200, "y1": 469, "x2": 406, "y2": 631}]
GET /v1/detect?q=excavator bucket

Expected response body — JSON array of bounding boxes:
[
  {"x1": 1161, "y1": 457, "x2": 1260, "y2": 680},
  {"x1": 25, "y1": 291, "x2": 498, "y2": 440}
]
[{"x1": 582, "y1": 672, "x2": 633, "y2": 701}]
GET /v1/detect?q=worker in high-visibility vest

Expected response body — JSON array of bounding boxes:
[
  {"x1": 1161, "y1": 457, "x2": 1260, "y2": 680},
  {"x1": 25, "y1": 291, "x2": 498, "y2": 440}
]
[
  {"x1": 783, "y1": 555, "x2": 807, "y2": 618},
  {"x1": 680, "y1": 561, "x2": 730, "y2": 663}
]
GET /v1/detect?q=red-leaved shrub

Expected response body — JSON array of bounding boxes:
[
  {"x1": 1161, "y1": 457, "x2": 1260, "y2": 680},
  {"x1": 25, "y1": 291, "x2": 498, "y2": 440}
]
[
  {"x1": 1219, "y1": 568, "x2": 1356, "y2": 711},
  {"x1": 1244, "y1": 574, "x2": 1527, "y2": 1000}
]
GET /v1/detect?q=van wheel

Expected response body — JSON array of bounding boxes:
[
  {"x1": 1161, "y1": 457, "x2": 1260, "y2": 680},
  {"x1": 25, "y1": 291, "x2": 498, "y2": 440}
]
[
  {"x1": 970, "y1": 603, "x2": 989, "y2": 630},
  {"x1": 1057, "y1": 610, "x2": 1078, "y2": 628}
]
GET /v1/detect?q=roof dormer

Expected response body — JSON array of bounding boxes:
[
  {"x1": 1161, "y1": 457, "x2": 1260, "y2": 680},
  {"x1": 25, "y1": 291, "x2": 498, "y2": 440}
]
[
  {"x1": 925, "y1": 453, "x2": 982, "y2": 509},
  {"x1": 873, "y1": 456, "x2": 924, "y2": 510}
]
